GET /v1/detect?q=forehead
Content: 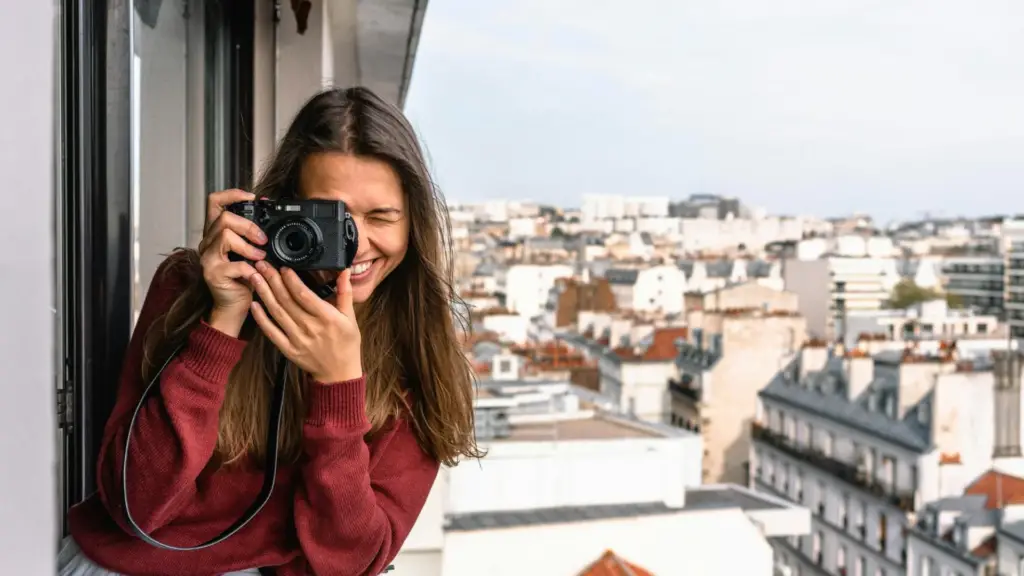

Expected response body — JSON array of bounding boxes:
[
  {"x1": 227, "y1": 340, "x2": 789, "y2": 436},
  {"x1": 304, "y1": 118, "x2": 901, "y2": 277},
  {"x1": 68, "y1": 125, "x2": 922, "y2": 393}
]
[{"x1": 298, "y1": 152, "x2": 404, "y2": 213}]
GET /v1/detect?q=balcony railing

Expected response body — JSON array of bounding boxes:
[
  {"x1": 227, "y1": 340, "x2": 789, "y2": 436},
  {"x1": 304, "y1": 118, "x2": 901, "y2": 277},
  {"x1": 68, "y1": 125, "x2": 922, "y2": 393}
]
[
  {"x1": 669, "y1": 378, "x2": 701, "y2": 402},
  {"x1": 751, "y1": 423, "x2": 916, "y2": 513}
]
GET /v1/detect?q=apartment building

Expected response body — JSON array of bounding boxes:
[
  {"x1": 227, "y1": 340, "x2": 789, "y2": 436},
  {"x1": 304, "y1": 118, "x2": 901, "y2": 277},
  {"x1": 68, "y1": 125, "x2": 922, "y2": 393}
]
[
  {"x1": 784, "y1": 253, "x2": 901, "y2": 341},
  {"x1": 840, "y1": 300, "x2": 1001, "y2": 348},
  {"x1": 942, "y1": 253, "x2": 1005, "y2": 317},
  {"x1": 752, "y1": 339, "x2": 1023, "y2": 576},
  {"x1": 907, "y1": 470, "x2": 1024, "y2": 576},
  {"x1": 671, "y1": 282, "x2": 807, "y2": 485},
  {"x1": 1005, "y1": 219, "x2": 1024, "y2": 339},
  {"x1": 605, "y1": 265, "x2": 687, "y2": 314},
  {"x1": 394, "y1": 379, "x2": 811, "y2": 576},
  {"x1": 548, "y1": 277, "x2": 618, "y2": 329},
  {"x1": 596, "y1": 327, "x2": 688, "y2": 422}
]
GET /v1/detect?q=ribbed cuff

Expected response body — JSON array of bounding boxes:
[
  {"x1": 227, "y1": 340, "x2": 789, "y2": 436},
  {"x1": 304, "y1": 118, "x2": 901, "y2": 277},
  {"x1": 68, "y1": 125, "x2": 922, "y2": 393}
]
[
  {"x1": 305, "y1": 376, "x2": 369, "y2": 429},
  {"x1": 178, "y1": 321, "x2": 248, "y2": 384}
]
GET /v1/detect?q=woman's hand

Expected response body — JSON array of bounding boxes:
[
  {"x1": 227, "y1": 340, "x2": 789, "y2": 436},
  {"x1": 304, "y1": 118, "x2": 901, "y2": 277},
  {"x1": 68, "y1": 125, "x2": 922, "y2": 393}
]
[
  {"x1": 198, "y1": 189, "x2": 268, "y2": 337},
  {"x1": 249, "y1": 262, "x2": 363, "y2": 384}
]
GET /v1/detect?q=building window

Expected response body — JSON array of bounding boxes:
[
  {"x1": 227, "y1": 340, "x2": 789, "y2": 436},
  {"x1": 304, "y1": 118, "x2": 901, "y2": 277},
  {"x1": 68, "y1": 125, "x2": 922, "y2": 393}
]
[
  {"x1": 821, "y1": 431, "x2": 834, "y2": 457},
  {"x1": 855, "y1": 556, "x2": 864, "y2": 576},
  {"x1": 839, "y1": 493, "x2": 848, "y2": 528},
  {"x1": 837, "y1": 545, "x2": 847, "y2": 572},
  {"x1": 812, "y1": 530, "x2": 823, "y2": 565}
]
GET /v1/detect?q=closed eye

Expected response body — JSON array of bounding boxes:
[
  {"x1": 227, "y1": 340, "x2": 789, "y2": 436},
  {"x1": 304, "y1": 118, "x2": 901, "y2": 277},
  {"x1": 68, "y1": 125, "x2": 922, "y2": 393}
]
[{"x1": 368, "y1": 208, "x2": 403, "y2": 223}]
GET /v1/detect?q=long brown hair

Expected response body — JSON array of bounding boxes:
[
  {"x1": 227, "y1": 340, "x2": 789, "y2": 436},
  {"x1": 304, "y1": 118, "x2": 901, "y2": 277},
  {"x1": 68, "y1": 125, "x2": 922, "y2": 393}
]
[{"x1": 142, "y1": 87, "x2": 481, "y2": 467}]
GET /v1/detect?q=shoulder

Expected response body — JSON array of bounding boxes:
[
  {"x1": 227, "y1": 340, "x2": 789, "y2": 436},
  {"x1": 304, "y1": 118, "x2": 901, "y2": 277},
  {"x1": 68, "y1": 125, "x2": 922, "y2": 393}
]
[
  {"x1": 135, "y1": 250, "x2": 203, "y2": 331},
  {"x1": 151, "y1": 249, "x2": 201, "y2": 295}
]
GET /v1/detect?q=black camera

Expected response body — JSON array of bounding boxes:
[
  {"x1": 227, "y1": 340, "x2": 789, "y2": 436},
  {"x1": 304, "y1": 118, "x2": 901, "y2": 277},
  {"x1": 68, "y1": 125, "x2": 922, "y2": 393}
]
[{"x1": 227, "y1": 198, "x2": 359, "y2": 271}]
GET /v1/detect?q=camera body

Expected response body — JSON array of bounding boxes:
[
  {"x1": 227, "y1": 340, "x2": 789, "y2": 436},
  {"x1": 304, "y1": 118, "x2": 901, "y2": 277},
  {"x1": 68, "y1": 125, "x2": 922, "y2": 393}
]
[{"x1": 227, "y1": 198, "x2": 359, "y2": 271}]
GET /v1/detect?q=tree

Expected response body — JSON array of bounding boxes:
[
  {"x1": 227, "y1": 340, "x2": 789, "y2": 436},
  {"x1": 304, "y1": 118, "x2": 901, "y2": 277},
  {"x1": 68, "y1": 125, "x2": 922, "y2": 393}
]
[{"x1": 886, "y1": 279, "x2": 958, "y2": 309}]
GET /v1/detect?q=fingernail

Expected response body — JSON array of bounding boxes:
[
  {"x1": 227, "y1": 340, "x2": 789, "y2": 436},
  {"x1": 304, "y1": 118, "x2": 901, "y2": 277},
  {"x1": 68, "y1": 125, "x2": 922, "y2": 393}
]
[
  {"x1": 250, "y1": 273, "x2": 262, "y2": 284},
  {"x1": 256, "y1": 230, "x2": 267, "y2": 242},
  {"x1": 254, "y1": 249, "x2": 266, "y2": 258}
]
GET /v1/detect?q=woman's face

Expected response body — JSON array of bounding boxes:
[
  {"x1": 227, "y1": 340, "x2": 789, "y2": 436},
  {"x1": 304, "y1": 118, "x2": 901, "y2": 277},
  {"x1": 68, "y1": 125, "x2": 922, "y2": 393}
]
[{"x1": 299, "y1": 152, "x2": 410, "y2": 304}]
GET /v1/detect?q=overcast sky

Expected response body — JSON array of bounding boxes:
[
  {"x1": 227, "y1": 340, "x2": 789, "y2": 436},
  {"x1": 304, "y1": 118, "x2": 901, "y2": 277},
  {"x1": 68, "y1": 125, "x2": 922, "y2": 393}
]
[{"x1": 403, "y1": 0, "x2": 1024, "y2": 222}]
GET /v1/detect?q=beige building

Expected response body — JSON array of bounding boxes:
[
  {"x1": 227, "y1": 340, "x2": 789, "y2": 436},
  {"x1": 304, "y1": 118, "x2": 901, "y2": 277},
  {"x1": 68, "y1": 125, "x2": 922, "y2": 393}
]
[{"x1": 671, "y1": 282, "x2": 807, "y2": 484}]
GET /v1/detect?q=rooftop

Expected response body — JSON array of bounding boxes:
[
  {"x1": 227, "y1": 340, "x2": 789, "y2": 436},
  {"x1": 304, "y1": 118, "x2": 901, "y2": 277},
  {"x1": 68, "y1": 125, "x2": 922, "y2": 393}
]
[
  {"x1": 502, "y1": 416, "x2": 662, "y2": 442},
  {"x1": 577, "y1": 550, "x2": 654, "y2": 576},
  {"x1": 445, "y1": 485, "x2": 789, "y2": 532}
]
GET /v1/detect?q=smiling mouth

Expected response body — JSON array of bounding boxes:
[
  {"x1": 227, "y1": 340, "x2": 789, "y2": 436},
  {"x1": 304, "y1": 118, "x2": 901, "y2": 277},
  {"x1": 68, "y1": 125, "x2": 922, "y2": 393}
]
[{"x1": 351, "y1": 259, "x2": 375, "y2": 277}]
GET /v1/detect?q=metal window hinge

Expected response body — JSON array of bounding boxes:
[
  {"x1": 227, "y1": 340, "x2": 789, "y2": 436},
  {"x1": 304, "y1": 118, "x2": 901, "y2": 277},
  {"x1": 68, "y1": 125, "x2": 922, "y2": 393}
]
[
  {"x1": 57, "y1": 358, "x2": 74, "y2": 433},
  {"x1": 182, "y1": 0, "x2": 190, "y2": 19},
  {"x1": 273, "y1": 0, "x2": 282, "y2": 23}
]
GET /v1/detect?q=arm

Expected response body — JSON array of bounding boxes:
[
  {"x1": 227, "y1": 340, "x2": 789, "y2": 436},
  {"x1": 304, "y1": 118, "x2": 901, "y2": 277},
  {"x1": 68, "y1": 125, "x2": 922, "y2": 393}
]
[
  {"x1": 95, "y1": 257, "x2": 247, "y2": 534},
  {"x1": 290, "y1": 378, "x2": 440, "y2": 576}
]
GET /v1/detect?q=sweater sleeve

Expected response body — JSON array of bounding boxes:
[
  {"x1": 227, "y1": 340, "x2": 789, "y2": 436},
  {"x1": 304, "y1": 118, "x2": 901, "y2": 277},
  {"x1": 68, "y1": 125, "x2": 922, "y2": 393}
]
[
  {"x1": 95, "y1": 257, "x2": 248, "y2": 534},
  {"x1": 288, "y1": 378, "x2": 440, "y2": 576}
]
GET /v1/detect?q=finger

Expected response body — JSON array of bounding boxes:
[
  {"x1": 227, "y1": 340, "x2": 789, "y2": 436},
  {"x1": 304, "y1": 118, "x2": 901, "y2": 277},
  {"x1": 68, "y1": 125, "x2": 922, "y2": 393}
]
[
  {"x1": 205, "y1": 189, "x2": 255, "y2": 231},
  {"x1": 216, "y1": 210, "x2": 268, "y2": 246},
  {"x1": 335, "y1": 269, "x2": 355, "y2": 317},
  {"x1": 257, "y1": 263, "x2": 313, "y2": 323},
  {"x1": 215, "y1": 261, "x2": 259, "y2": 282},
  {"x1": 250, "y1": 265, "x2": 304, "y2": 336},
  {"x1": 282, "y1": 268, "x2": 334, "y2": 317},
  {"x1": 250, "y1": 302, "x2": 294, "y2": 354},
  {"x1": 215, "y1": 229, "x2": 266, "y2": 262}
]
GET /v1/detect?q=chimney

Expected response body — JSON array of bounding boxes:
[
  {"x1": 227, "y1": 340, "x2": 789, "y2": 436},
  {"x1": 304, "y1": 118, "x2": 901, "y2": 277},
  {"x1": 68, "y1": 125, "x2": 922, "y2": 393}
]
[
  {"x1": 845, "y1": 356, "x2": 874, "y2": 401},
  {"x1": 800, "y1": 342, "x2": 829, "y2": 381},
  {"x1": 993, "y1": 350, "x2": 1023, "y2": 458}
]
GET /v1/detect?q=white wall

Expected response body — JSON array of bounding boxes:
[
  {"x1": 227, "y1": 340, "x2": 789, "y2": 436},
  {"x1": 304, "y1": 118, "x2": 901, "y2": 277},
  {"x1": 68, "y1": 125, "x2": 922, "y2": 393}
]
[
  {"x1": 506, "y1": 265, "x2": 574, "y2": 318},
  {"x1": 442, "y1": 509, "x2": 775, "y2": 576},
  {"x1": 445, "y1": 433, "x2": 702, "y2": 515},
  {"x1": 0, "y1": 0, "x2": 56, "y2": 571}
]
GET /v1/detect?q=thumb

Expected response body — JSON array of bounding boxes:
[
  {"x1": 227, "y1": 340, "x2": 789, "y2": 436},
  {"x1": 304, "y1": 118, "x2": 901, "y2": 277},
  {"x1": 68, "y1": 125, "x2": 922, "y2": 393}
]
[{"x1": 336, "y1": 269, "x2": 355, "y2": 317}]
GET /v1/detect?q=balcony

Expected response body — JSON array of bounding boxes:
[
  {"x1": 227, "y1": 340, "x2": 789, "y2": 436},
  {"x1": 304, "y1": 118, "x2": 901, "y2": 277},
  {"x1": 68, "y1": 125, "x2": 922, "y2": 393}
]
[
  {"x1": 669, "y1": 377, "x2": 701, "y2": 403},
  {"x1": 752, "y1": 423, "x2": 916, "y2": 513}
]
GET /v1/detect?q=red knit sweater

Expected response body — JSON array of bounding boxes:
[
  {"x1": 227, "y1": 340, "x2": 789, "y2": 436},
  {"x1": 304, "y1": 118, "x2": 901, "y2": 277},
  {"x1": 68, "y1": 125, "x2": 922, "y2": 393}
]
[{"x1": 67, "y1": 258, "x2": 440, "y2": 576}]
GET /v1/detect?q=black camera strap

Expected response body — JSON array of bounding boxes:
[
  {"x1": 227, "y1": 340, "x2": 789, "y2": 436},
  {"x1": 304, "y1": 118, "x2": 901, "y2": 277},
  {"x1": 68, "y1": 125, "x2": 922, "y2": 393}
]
[
  {"x1": 119, "y1": 319, "x2": 396, "y2": 573},
  {"x1": 120, "y1": 342, "x2": 287, "y2": 551}
]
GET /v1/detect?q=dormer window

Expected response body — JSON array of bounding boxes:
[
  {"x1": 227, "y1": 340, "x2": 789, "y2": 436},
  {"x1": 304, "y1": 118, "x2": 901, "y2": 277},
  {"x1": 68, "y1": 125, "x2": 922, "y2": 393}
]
[
  {"x1": 917, "y1": 403, "x2": 930, "y2": 425},
  {"x1": 952, "y1": 525, "x2": 963, "y2": 547}
]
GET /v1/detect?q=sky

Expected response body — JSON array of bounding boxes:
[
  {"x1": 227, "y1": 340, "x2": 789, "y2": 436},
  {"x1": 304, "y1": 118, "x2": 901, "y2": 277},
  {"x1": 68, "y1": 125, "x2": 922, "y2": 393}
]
[{"x1": 402, "y1": 0, "x2": 1024, "y2": 222}]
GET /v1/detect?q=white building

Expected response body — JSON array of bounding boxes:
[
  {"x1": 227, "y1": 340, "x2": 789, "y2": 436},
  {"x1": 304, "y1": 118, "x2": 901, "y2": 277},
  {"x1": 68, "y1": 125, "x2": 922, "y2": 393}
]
[
  {"x1": 784, "y1": 246, "x2": 902, "y2": 340},
  {"x1": 505, "y1": 264, "x2": 575, "y2": 318},
  {"x1": 394, "y1": 380, "x2": 811, "y2": 576},
  {"x1": 581, "y1": 195, "x2": 670, "y2": 225},
  {"x1": 605, "y1": 265, "x2": 687, "y2": 314}
]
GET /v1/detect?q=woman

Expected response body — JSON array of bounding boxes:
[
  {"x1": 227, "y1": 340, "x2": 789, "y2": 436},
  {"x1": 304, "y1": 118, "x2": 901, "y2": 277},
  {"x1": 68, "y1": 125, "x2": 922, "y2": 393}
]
[{"x1": 61, "y1": 86, "x2": 481, "y2": 575}]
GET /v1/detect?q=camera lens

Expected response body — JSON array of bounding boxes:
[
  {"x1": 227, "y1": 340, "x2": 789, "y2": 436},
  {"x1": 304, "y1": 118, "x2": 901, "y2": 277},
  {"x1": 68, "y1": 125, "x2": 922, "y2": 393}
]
[
  {"x1": 271, "y1": 219, "x2": 321, "y2": 265},
  {"x1": 284, "y1": 230, "x2": 307, "y2": 253}
]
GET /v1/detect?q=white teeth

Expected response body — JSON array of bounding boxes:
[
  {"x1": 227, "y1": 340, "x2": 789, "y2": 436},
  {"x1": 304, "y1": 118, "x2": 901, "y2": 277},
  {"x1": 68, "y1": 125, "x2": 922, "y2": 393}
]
[{"x1": 352, "y1": 260, "x2": 373, "y2": 275}]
